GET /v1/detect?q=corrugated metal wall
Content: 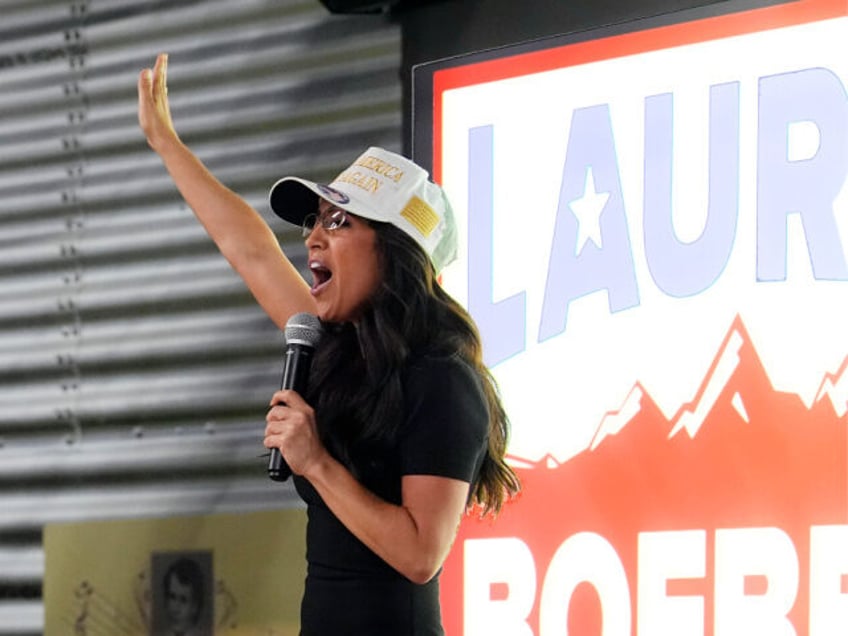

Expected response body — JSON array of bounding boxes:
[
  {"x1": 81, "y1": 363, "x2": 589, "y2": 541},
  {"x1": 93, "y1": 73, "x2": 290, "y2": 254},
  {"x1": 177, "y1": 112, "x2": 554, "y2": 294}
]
[{"x1": 0, "y1": 0, "x2": 401, "y2": 632}]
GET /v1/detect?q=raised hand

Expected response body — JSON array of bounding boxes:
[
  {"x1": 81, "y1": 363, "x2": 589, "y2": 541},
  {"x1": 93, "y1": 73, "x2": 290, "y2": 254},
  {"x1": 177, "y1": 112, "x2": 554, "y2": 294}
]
[{"x1": 137, "y1": 53, "x2": 179, "y2": 152}]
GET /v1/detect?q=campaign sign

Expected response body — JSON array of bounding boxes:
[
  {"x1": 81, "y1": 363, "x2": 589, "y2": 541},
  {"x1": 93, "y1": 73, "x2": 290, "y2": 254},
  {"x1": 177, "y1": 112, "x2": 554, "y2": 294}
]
[{"x1": 421, "y1": 0, "x2": 848, "y2": 633}]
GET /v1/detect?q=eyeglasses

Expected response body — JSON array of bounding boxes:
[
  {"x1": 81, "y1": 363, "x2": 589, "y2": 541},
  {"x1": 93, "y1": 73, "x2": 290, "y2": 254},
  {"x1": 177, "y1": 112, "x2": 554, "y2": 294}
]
[{"x1": 301, "y1": 208, "x2": 349, "y2": 238}]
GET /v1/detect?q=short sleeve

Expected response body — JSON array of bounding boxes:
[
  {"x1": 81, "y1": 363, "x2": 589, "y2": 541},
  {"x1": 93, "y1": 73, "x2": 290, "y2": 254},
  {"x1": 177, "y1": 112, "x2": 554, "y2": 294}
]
[{"x1": 398, "y1": 355, "x2": 489, "y2": 482}]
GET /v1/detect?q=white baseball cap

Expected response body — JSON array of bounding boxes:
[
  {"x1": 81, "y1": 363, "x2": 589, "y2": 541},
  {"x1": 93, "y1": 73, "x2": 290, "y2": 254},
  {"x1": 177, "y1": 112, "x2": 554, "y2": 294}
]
[{"x1": 269, "y1": 146, "x2": 458, "y2": 274}]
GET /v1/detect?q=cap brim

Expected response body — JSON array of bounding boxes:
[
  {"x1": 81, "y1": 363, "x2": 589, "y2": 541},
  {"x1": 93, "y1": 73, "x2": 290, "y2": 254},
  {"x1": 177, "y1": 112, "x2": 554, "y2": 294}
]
[
  {"x1": 268, "y1": 177, "x2": 323, "y2": 228},
  {"x1": 270, "y1": 176, "x2": 396, "y2": 230}
]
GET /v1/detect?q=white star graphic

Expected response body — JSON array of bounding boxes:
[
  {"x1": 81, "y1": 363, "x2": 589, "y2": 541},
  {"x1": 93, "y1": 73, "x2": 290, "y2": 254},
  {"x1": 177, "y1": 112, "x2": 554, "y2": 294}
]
[{"x1": 569, "y1": 167, "x2": 610, "y2": 255}]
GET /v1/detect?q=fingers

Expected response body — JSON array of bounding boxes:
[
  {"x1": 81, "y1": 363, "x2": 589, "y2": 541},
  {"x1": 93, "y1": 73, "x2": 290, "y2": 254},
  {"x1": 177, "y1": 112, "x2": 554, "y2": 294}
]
[
  {"x1": 263, "y1": 392, "x2": 324, "y2": 475},
  {"x1": 263, "y1": 402, "x2": 296, "y2": 449},
  {"x1": 138, "y1": 53, "x2": 180, "y2": 151},
  {"x1": 137, "y1": 68, "x2": 152, "y2": 134},
  {"x1": 137, "y1": 54, "x2": 168, "y2": 106},
  {"x1": 263, "y1": 407, "x2": 284, "y2": 447},
  {"x1": 262, "y1": 429, "x2": 280, "y2": 449},
  {"x1": 138, "y1": 68, "x2": 151, "y2": 92},
  {"x1": 269, "y1": 389, "x2": 308, "y2": 408},
  {"x1": 137, "y1": 67, "x2": 153, "y2": 111},
  {"x1": 153, "y1": 52, "x2": 168, "y2": 102},
  {"x1": 264, "y1": 390, "x2": 311, "y2": 446}
]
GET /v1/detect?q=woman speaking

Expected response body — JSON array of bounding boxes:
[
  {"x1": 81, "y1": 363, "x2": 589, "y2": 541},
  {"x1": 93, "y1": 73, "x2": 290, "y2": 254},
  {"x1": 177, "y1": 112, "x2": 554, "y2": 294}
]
[{"x1": 138, "y1": 53, "x2": 519, "y2": 635}]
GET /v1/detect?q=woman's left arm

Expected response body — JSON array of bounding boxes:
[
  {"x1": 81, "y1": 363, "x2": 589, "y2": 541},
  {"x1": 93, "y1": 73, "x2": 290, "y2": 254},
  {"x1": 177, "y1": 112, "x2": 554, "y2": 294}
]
[
  {"x1": 312, "y1": 459, "x2": 469, "y2": 584},
  {"x1": 265, "y1": 389, "x2": 470, "y2": 584}
]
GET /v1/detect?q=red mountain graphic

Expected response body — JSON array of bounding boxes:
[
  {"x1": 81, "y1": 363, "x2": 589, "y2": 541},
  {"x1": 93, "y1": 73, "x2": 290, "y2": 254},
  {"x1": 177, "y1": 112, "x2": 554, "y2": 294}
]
[{"x1": 441, "y1": 315, "x2": 848, "y2": 635}]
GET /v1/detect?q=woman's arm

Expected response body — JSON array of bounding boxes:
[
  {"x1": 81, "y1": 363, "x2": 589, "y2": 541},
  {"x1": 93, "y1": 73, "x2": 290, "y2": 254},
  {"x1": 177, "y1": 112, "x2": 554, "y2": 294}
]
[
  {"x1": 264, "y1": 389, "x2": 470, "y2": 584},
  {"x1": 138, "y1": 53, "x2": 315, "y2": 329},
  {"x1": 311, "y1": 462, "x2": 469, "y2": 585}
]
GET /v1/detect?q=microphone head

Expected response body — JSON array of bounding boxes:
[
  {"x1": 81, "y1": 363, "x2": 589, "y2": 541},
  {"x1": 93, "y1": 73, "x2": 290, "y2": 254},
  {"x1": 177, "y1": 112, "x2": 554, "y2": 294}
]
[{"x1": 285, "y1": 312, "x2": 323, "y2": 348}]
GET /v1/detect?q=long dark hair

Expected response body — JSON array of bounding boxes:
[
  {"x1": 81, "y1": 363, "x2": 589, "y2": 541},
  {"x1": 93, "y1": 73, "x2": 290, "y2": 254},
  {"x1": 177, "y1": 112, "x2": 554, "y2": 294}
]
[{"x1": 307, "y1": 222, "x2": 520, "y2": 516}]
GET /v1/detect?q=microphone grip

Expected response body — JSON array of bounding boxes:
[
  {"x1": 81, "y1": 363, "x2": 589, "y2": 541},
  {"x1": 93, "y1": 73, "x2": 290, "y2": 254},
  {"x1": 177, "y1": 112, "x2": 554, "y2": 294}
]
[
  {"x1": 268, "y1": 344, "x2": 314, "y2": 482},
  {"x1": 268, "y1": 448, "x2": 291, "y2": 481}
]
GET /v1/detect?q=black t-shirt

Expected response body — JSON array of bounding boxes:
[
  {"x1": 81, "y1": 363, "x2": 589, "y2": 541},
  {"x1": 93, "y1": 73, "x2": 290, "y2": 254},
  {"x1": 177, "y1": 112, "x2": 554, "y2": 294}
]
[{"x1": 293, "y1": 354, "x2": 489, "y2": 635}]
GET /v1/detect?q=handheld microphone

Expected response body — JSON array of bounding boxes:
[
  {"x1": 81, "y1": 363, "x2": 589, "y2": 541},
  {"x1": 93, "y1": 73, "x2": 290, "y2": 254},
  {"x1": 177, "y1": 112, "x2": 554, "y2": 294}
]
[{"x1": 268, "y1": 312, "x2": 323, "y2": 482}]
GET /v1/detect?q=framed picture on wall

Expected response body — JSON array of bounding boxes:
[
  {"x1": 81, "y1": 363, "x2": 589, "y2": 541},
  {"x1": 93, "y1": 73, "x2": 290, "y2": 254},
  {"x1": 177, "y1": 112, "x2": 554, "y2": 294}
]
[{"x1": 151, "y1": 551, "x2": 214, "y2": 636}]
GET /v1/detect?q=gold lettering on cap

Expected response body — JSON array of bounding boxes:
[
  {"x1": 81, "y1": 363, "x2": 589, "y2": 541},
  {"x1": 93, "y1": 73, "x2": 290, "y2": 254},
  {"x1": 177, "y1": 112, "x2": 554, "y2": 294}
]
[
  {"x1": 336, "y1": 170, "x2": 381, "y2": 194},
  {"x1": 354, "y1": 156, "x2": 405, "y2": 183},
  {"x1": 400, "y1": 196, "x2": 439, "y2": 238}
]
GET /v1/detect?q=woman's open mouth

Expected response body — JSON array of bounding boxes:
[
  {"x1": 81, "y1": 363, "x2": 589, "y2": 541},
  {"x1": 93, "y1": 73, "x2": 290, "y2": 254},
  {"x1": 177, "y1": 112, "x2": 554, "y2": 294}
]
[{"x1": 309, "y1": 260, "x2": 332, "y2": 294}]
